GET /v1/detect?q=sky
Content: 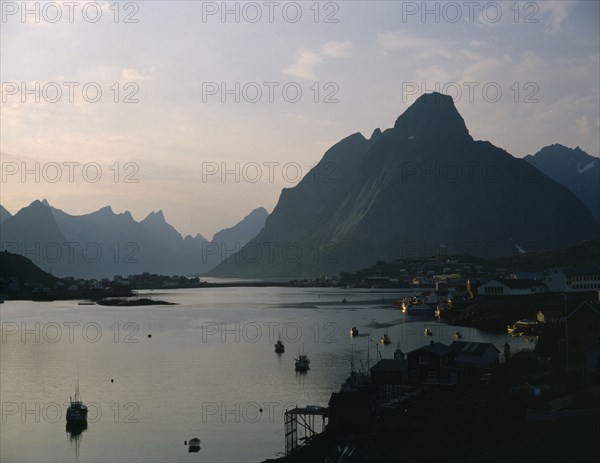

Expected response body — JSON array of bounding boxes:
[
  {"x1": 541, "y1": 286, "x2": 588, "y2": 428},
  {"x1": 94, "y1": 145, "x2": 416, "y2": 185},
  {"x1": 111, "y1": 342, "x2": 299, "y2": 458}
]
[{"x1": 1, "y1": 0, "x2": 599, "y2": 239}]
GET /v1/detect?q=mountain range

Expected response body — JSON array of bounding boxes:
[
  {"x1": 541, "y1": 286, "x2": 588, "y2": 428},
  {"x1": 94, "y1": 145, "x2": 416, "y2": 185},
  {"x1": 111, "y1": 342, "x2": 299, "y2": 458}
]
[
  {"x1": 209, "y1": 92, "x2": 599, "y2": 278},
  {"x1": 524, "y1": 144, "x2": 599, "y2": 223},
  {"x1": 0, "y1": 200, "x2": 267, "y2": 278}
]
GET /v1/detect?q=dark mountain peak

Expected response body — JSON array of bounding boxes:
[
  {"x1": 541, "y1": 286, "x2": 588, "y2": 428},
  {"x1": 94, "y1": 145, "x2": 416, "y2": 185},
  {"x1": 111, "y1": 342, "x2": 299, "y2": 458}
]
[
  {"x1": 121, "y1": 210, "x2": 134, "y2": 221},
  {"x1": 393, "y1": 92, "x2": 471, "y2": 144},
  {"x1": 27, "y1": 199, "x2": 50, "y2": 211},
  {"x1": 142, "y1": 210, "x2": 166, "y2": 224},
  {"x1": 530, "y1": 143, "x2": 596, "y2": 162},
  {"x1": 525, "y1": 144, "x2": 599, "y2": 222},
  {"x1": 97, "y1": 205, "x2": 114, "y2": 215},
  {"x1": 370, "y1": 128, "x2": 382, "y2": 141},
  {"x1": 247, "y1": 207, "x2": 268, "y2": 218},
  {"x1": 41, "y1": 198, "x2": 50, "y2": 207},
  {"x1": 184, "y1": 233, "x2": 208, "y2": 242},
  {"x1": 0, "y1": 205, "x2": 12, "y2": 224}
]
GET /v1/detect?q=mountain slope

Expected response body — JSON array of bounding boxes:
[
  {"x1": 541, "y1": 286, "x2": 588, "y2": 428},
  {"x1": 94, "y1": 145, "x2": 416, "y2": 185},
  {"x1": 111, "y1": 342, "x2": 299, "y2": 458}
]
[
  {"x1": 200, "y1": 207, "x2": 269, "y2": 271},
  {"x1": 0, "y1": 205, "x2": 12, "y2": 224},
  {"x1": 524, "y1": 144, "x2": 599, "y2": 222},
  {"x1": 0, "y1": 251, "x2": 58, "y2": 287},
  {"x1": 0, "y1": 200, "x2": 68, "y2": 274},
  {"x1": 210, "y1": 92, "x2": 599, "y2": 278}
]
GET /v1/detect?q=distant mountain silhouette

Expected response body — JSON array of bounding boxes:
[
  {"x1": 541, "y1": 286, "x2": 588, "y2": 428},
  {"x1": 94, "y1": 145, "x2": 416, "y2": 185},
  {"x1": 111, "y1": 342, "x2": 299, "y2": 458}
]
[
  {"x1": 0, "y1": 205, "x2": 12, "y2": 223},
  {"x1": 204, "y1": 208, "x2": 269, "y2": 269},
  {"x1": 525, "y1": 144, "x2": 599, "y2": 222},
  {"x1": 210, "y1": 92, "x2": 600, "y2": 278},
  {"x1": 0, "y1": 201, "x2": 266, "y2": 278}
]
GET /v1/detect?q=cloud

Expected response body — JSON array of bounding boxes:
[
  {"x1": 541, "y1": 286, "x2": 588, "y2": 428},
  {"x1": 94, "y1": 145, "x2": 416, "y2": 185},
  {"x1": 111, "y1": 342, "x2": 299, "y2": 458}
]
[
  {"x1": 377, "y1": 31, "x2": 437, "y2": 52},
  {"x1": 321, "y1": 41, "x2": 352, "y2": 58},
  {"x1": 283, "y1": 41, "x2": 352, "y2": 80},
  {"x1": 377, "y1": 31, "x2": 451, "y2": 61},
  {"x1": 539, "y1": 1, "x2": 573, "y2": 35},
  {"x1": 282, "y1": 49, "x2": 323, "y2": 80},
  {"x1": 121, "y1": 67, "x2": 155, "y2": 81},
  {"x1": 470, "y1": 40, "x2": 487, "y2": 49}
]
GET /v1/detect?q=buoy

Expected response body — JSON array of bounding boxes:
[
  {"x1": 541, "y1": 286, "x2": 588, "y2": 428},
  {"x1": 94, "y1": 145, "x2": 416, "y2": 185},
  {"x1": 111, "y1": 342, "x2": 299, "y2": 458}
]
[
  {"x1": 184, "y1": 441, "x2": 187, "y2": 445},
  {"x1": 111, "y1": 379, "x2": 114, "y2": 383},
  {"x1": 148, "y1": 334, "x2": 152, "y2": 338},
  {"x1": 259, "y1": 408, "x2": 263, "y2": 413}
]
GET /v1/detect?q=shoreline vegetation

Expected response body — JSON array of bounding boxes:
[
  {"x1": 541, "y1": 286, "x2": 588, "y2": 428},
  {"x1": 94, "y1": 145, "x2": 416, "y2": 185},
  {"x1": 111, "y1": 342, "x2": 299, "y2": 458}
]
[{"x1": 95, "y1": 298, "x2": 177, "y2": 306}]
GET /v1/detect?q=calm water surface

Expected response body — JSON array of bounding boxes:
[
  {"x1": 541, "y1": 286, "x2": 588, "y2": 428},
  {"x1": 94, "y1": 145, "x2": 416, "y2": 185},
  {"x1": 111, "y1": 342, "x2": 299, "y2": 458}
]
[{"x1": 0, "y1": 287, "x2": 530, "y2": 462}]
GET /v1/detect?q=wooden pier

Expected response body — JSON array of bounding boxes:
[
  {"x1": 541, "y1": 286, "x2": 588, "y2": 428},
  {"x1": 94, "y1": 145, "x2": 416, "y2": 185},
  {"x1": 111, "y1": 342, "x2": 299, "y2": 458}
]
[{"x1": 284, "y1": 406, "x2": 328, "y2": 455}]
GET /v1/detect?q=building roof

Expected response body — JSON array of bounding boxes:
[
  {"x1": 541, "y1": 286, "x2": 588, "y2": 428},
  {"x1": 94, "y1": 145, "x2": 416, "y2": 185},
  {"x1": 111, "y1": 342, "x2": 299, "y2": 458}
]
[
  {"x1": 481, "y1": 279, "x2": 546, "y2": 289},
  {"x1": 500, "y1": 279, "x2": 546, "y2": 289},
  {"x1": 510, "y1": 272, "x2": 544, "y2": 280},
  {"x1": 408, "y1": 341, "x2": 454, "y2": 356},
  {"x1": 329, "y1": 391, "x2": 375, "y2": 408},
  {"x1": 585, "y1": 335, "x2": 600, "y2": 350},
  {"x1": 565, "y1": 301, "x2": 600, "y2": 320},
  {"x1": 557, "y1": 267, "x2": 600, "y2": 277},
  {"x1": 370, "y1": 359, "x2": 407, "y2": 373},
  {"x1": 450, "y1": 341, "x2": 501, "y2": 356}
]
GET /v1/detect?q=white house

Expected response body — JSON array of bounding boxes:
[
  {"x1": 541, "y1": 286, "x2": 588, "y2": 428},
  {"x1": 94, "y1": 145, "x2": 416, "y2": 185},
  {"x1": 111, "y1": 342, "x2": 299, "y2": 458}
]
[
  {"x1": 477, "y1": 279, "x2": 547, "y2": 296},
  {"x1": 543, "y1": 267, "x2": 600, "y2": 293}
]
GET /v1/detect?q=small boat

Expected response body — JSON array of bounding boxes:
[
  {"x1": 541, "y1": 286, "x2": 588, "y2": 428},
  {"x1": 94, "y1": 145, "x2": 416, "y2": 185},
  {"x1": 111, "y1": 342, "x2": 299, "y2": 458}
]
[
  {"x1": 294, "y1": 348, "x2": 310, "y2": 372},
  {"x1": 349, "y1": 326, "x2": 359, "y2": 337},
  {"x1": 393, "y1": 344, "x2": 405, "y2": 360},
  {"x1": 424, "y1": 327, "x2": 433, "y2": 337},
  {"x1": 454, "y1": 331, "x2": 462, "y2": 339},
  {"x1": 77, "y1": 300, "x2": 96, "y2": 305},
  {"x1": 380, "y1": 333, "x2": 391, "y2": 345},
  {"x1": 341, "y1": 298, "x2": 347, "y2": 304},
  {"x1": 274, "y1": 339, "x2": 285, "y2": 353},
  {"x1": 188, "y1": 438, "x2": 201, "y2": 453},
  {"x1": 66, "y1": 377, "x2": 88, "y2": 425}
]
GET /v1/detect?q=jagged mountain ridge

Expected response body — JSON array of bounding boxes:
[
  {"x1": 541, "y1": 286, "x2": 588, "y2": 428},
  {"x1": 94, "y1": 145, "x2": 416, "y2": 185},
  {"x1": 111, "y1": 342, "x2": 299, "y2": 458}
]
[
  {"x1": 210, "y1": 92, "x2": 599, "y2": 278},
  {"x1": 0, "y1": 200, "x2": 266, "y2": 278},
  {"x1": 524, "y1": 144, "x2": 599, "y2": 222}
]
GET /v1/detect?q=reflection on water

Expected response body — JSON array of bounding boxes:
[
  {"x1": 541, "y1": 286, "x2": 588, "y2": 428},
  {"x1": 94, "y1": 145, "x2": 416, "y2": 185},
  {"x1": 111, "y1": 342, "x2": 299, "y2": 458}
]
[
  {"x1": 66, "y1": 422, "x2": 87, "y2": 463},
  {"x1": 0, "y1": 287, "x2": 532, "y2": 462}
]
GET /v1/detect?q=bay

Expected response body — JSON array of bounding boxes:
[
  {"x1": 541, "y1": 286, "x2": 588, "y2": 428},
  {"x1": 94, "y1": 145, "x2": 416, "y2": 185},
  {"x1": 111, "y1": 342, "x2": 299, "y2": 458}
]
[{"x1": 0, "y1": 286, "x2": 530, "y2": 463}]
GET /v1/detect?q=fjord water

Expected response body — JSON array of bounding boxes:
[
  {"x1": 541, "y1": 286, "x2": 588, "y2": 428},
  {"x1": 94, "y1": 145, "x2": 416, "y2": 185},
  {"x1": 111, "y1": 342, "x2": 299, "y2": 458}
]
[{"x1": 1, "y1": 287, "x2": 529, "y2": 463}]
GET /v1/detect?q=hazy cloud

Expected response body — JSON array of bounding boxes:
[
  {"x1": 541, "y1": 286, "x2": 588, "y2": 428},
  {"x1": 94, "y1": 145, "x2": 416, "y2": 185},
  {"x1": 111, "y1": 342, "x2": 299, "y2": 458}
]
[
  {"x1": 539, "y1": 1, "x2": 573, "y2": 35},
  {"x1": 282, "y1": 49, "x2": 323, "y2": 80},
  {"x1": 283, "y1": 41, "x2": 352, "y2": 80}
]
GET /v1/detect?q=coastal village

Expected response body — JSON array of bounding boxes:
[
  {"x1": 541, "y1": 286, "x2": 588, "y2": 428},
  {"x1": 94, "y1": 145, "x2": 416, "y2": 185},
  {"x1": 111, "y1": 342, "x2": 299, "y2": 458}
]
[
  {"x1": 2, "y1": 250, "x2": 600, "y2": 461},
  {"x1": 273, "y1": 262, "x2": 600, "y2": 462}
]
